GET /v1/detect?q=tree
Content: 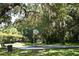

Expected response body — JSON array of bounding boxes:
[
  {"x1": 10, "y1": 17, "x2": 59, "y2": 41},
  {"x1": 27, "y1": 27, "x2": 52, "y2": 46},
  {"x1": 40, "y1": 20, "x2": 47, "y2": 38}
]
[
  {"x1": 0, "y1": 3, "x2": 79, "y2": 45},
  {"x1": 0, "y1": 27, "x2": 23, "y2": 47}
]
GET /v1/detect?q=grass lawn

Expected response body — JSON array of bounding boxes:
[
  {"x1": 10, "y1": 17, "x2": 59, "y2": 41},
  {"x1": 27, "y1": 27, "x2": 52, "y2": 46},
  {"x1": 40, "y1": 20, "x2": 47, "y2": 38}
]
[
  {"x1": 0, "y1": 48, "x2": 79, "y2": 56},
  {"x1": 0, "y1": 42, "x2": 79, "y2": 56}
]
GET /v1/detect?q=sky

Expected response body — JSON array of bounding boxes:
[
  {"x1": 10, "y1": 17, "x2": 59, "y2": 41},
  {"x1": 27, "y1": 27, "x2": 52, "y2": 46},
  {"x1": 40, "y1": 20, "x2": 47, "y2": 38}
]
[
  {"x1": 11, "y1": 11, "x2": 25, "y2": 23},
  {"x1": 11, "y1": 15, "x2": 17, "y2": 23},
  {"x1": 11, "y1": 3, "x2": 27, "y2": 23}
]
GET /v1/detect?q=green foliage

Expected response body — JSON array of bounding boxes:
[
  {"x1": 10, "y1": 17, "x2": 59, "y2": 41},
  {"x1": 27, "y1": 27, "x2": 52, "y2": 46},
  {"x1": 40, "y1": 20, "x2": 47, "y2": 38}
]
[
  {"x1": 13, "y1": 3, "x2": 79, "y2": 44},
  {"x1": 0, "y1": 3, "x2": 79, "y2": 44},
  {"x1": 0, "y1": 27, "x2": 23, "y2": 43}
]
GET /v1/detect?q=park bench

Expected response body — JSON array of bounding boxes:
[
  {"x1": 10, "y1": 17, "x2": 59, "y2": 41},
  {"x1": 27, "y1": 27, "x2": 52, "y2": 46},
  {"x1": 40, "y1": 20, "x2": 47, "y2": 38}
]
[
  {"x1": 1, "y1": 44, "x2": 79, "y2": 55},
  {"x1": 5, "y1": 44, "x2": 79, "y2": 55}
]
